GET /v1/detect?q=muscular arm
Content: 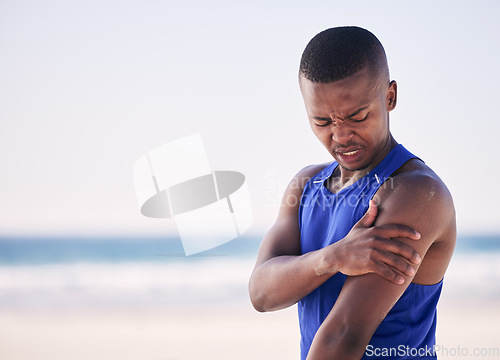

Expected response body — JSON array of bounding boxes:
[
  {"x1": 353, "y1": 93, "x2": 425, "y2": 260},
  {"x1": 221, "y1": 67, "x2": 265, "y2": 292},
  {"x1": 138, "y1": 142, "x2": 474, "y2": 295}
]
[
  {"x1": 249, "y1": 165, "x2": 424, "y2": 312},
  {"x1": 248, "y1": 164, "x2": 335, "y2": 311},
  {"x1": 306, "y1": 166, "x2": 456, "y2": 360}
]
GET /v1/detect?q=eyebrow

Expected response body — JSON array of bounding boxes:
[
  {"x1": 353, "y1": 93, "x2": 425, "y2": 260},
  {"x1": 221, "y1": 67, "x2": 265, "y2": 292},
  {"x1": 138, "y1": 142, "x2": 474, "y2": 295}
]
[
  {"x1": 312, "y1": 106, "x2": 369, "y2": 121},
  {"x1": 344, "y1": 106, "x2": 369, "y2": 120}
]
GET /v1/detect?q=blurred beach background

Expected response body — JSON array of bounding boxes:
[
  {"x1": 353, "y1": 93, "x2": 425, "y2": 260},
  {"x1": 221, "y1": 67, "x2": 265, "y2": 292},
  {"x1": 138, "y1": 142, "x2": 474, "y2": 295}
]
[
  {"x1": 0, "y1": 235, "x2": 499, "y2": 359},
  {"x1": 1, "y1": 0, "x2": 499, "y2": 359}
]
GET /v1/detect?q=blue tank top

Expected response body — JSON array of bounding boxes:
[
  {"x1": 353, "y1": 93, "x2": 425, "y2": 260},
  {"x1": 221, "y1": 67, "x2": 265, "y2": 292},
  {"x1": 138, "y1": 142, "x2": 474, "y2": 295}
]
[{"x1": 298, "y1": 144, "x2": 443, "y2": 360}]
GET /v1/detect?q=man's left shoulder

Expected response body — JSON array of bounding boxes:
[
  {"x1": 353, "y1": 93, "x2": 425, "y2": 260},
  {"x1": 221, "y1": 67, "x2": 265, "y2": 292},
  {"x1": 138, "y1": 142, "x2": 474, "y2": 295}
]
[
  {"x1": 375, "y1": 158, "x2": 456, "y2": 244},
  {"x1": 381, "y1": 158, "x2": 453, "y2": 206}
]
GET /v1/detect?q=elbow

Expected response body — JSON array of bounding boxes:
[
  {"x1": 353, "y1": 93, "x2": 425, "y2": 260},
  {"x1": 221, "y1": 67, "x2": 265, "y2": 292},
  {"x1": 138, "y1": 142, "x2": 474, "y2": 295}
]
[
  {"x1": 248, "y1": 273, "x2": 272, "y2": 312},
  {"x1": 250, "y1": 295, "x2": 267, "y2": 313}
]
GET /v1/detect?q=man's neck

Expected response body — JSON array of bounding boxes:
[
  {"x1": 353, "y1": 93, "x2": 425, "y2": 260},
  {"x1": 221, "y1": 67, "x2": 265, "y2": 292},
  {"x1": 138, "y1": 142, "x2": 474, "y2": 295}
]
[{"x1": 329, "y1": 135, "x2": 397, "y2": 193}]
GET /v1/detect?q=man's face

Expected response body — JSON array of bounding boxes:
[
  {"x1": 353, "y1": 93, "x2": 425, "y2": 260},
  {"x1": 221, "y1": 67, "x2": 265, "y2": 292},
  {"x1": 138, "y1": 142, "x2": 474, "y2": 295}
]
[{"x1": 300, "y1": 67, "x2": 396, "y2": 172}]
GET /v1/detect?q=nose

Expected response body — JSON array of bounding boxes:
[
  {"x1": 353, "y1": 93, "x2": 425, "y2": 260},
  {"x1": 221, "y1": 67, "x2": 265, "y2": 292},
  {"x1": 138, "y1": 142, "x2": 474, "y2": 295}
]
[{"x1": 330, "y1": 122, "x2": 354, "y2": 144}]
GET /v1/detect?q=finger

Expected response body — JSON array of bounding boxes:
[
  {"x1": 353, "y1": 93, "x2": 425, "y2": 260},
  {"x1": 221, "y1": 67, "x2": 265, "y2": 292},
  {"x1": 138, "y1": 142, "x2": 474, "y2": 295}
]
[
  {"x1": 375, "y1": 250, "x2": 418, "y2": 276},
  {"x1": 356, "y1": 200, "x2": 378, "y2": 228},
  {"x1": 375, "y1": 224, "x2": 421, "y2": 240},
  {"x1": 372, "y1": 263, "x2": 405, "y2": 284},
  {"x1": 380, "y1": 239, "x2": 422, "y2": 264}
]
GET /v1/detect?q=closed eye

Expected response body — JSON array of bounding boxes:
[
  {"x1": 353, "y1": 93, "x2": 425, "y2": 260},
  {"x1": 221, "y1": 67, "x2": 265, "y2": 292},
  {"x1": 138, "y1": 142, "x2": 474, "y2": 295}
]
[
  {"x1": 312, "y1": 113, "x2": 368, "y2": 127},
  {"x1": 314, "y1": 119, "x2": 332, "y2": 127},
  {"x1": 349, "y1": 114, "x2": 369, "y2": 122}
]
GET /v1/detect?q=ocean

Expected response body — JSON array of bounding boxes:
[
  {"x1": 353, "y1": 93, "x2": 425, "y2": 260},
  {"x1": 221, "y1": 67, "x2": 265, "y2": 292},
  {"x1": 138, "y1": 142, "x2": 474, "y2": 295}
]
[{"x1": 0, "y1": 234, "x2": 499, "y2": 310}]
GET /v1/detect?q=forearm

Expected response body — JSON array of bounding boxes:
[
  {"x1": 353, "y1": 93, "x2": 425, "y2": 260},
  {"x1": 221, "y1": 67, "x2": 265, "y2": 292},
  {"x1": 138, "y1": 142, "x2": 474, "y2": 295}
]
[
  {"x1": 249, "y1": 245, "x2": 339, "y2": 312},
  {"x1": 307, "y1": 333, "x2": 367, "y2": 360},
  {"x1": 307, "y1": 271, "x2": 418, "y2": 360},
  {"x1": 306, "y1": 296, "x2": 375, "y2": 360}
]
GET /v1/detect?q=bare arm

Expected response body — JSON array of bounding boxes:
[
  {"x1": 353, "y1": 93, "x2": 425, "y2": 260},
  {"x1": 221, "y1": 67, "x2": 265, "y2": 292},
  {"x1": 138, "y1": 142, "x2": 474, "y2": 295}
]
[
  {"x1": 306, "y1": 170, "x2": 456, "y2": 360},
  {"x1": 248, "y1": 165, "x2": 334, "y2": 312},
  {"x1": 248, "y1": 165, "x2": 424, "y2": 312}
]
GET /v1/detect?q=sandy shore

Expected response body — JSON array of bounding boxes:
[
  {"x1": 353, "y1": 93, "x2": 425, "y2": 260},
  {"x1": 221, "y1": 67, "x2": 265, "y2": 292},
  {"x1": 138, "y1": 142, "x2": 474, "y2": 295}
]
[
  {"x1": 0, "y1": 299, "x2": 498, "y2": 360},
  {"x1": 436, "y1": 298, "x2": 500, "y2": 360},
  {"x1": 0, "y1": 302, "x2": 300, "y2": 360}
]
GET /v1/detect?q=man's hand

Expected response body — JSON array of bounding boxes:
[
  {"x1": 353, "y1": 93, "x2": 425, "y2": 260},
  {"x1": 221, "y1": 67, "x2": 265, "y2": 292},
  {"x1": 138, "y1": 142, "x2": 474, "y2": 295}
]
[{"x1": 316, "y1": 200, "x2": 422, "y2": 284}]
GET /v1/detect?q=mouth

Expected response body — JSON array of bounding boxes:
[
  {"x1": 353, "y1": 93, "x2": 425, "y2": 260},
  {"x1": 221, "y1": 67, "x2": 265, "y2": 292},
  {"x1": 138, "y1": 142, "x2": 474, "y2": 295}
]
[
  {"x1": 340, "y1": 150, "x2": 360, "y2": 156},
  {"x1": 335, "y1": 148, "x2": 364, "y2": 164}
]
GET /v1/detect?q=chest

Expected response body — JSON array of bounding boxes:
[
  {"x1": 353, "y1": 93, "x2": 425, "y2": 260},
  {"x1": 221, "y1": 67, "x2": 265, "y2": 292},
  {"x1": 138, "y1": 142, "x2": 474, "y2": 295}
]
[{"x1": 299, "y1": 185, "x2": 372, "y2": 254}]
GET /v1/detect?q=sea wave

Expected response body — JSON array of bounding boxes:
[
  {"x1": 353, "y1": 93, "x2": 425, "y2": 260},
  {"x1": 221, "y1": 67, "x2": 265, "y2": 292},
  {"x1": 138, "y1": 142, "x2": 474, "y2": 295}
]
[
  {"x1": 441, "y1": 252, "x2": 500, "y2": 300},
  {"x1": 0, "y1": 258, "x2": 256, "y2": 309},
  {"x1": 0, "y1": 237, "x2": 499, "y2": 309}
]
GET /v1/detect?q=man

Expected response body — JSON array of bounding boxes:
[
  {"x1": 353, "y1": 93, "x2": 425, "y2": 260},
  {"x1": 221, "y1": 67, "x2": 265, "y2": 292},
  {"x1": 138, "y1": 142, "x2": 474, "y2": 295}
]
[{"x1": 248, "y1": 27, "x2": 456, "y2": 360}]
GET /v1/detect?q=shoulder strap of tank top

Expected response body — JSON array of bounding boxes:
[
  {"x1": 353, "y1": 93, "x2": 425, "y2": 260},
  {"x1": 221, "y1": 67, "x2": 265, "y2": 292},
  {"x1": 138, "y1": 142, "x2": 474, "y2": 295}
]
[
  {"x1": 370, "y1": 144, "x2": 419, "y2": 185},
  {"x1": 305, "y1": 161, "x2": 338, "y2": 190}
]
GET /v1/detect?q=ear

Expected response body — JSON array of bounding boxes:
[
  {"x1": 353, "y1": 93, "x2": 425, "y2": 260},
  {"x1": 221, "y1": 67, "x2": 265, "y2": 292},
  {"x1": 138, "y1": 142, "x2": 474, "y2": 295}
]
[{"x1": 386, "y1": 80, "x2": 397, "y2": 111}]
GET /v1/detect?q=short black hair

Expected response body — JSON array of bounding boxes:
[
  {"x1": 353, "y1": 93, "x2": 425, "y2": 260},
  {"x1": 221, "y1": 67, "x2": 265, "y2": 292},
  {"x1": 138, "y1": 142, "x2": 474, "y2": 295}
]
[{"x1": 299, "y1": 26, "x2": 389, "y2": 83}]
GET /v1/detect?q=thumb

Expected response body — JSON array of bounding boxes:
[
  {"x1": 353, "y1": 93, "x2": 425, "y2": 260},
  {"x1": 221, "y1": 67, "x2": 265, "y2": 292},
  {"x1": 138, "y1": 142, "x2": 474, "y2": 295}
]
[{"x1": 356, "y1": 200, "x2": 378, "y2": 228}]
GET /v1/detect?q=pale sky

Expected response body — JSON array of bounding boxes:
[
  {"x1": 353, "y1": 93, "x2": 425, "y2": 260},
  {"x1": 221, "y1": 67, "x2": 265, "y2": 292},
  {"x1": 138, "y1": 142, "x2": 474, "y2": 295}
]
[{"x1": 1, "y1": 0, "x2": 499, "y2": 237}]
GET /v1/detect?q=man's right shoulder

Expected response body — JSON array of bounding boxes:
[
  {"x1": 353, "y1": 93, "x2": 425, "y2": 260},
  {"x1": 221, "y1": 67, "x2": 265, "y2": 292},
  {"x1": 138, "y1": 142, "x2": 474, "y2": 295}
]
[
  {"x1": 277, "y1": 162, "x2": 333, "y2": 220},
  {"x1": 281, "y1": 162, "x2": 333, "y2": 207},
  {"x1": 292, "y1": 162, "x2": 333, "y2": 187}
]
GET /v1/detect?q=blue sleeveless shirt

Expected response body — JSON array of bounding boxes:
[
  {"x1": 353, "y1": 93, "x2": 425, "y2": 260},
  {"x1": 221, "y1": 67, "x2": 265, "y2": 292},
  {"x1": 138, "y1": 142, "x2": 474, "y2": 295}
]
[{"x1": 298, "y1": 144, "x2": 442, "y2": 360}]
